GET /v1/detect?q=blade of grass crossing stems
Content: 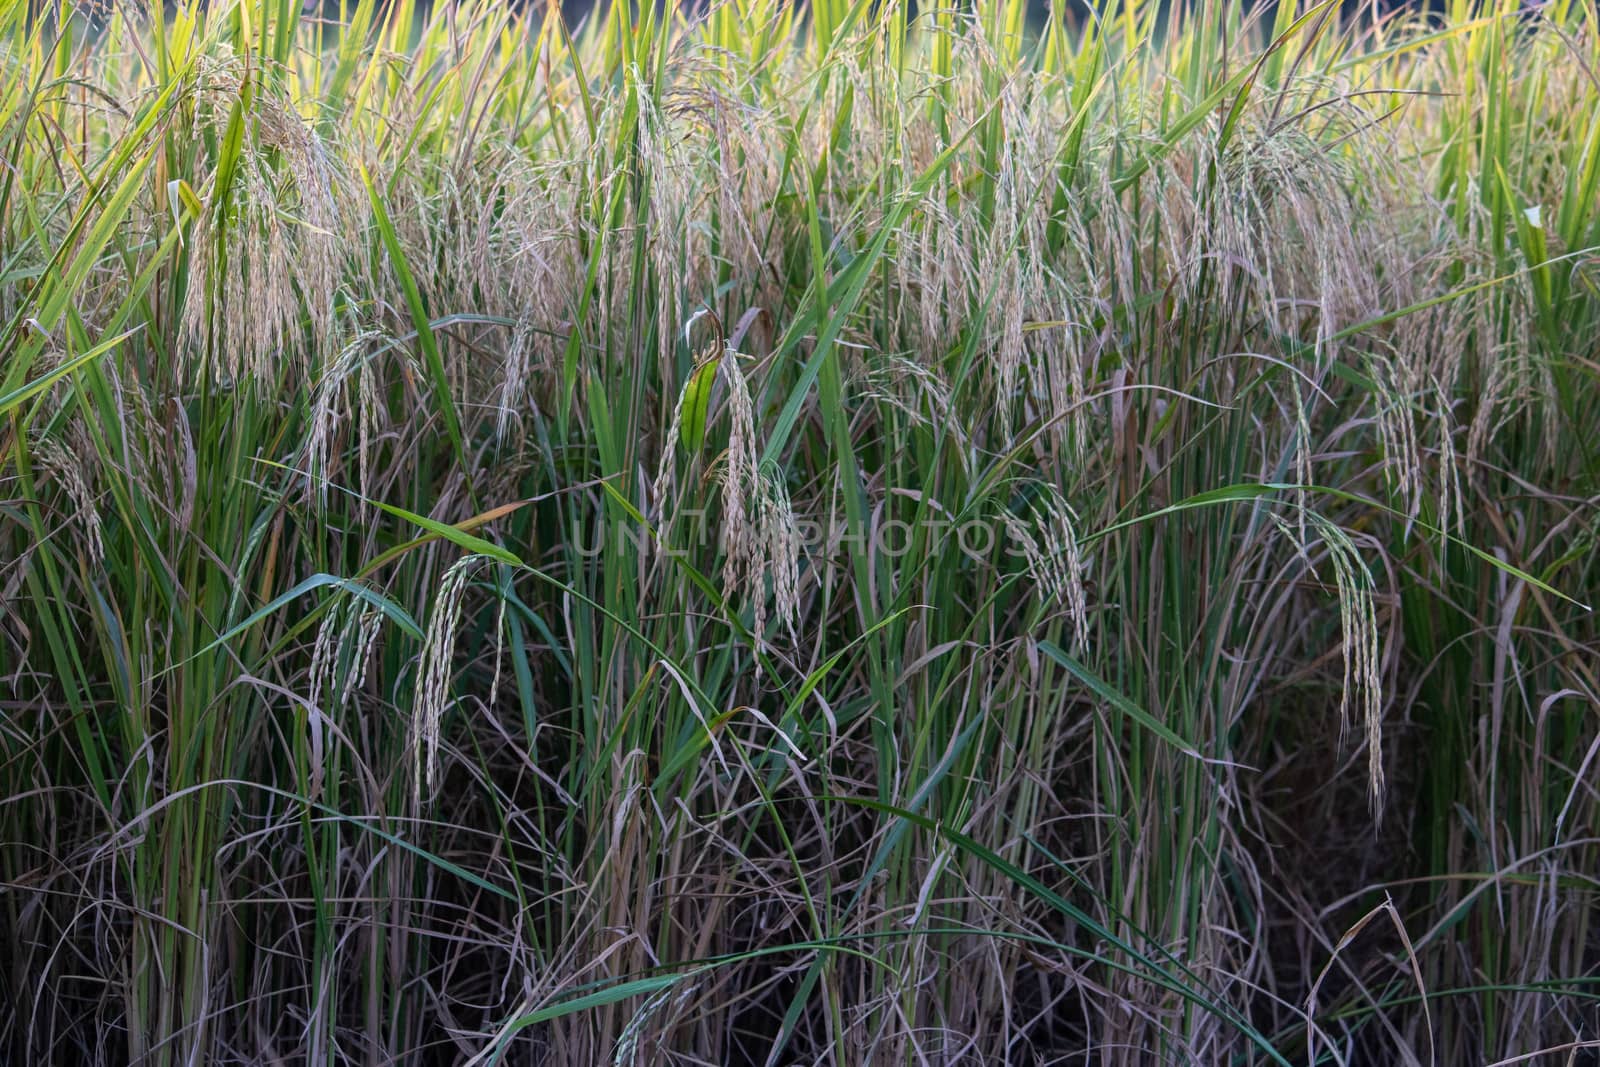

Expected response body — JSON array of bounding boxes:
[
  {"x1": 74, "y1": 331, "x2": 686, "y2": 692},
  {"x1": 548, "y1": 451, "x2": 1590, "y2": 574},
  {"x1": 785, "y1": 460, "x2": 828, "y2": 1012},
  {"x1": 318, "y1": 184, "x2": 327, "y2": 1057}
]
[{"x1": 825, "y1": 797, "x2": 1293, "y2": 1064}]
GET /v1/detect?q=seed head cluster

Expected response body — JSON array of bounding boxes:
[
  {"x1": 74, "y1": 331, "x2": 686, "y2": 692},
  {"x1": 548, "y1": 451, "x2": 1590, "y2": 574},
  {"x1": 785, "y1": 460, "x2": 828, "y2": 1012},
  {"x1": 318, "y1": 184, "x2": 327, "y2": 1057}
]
[
  {"x1": 413, "y1": 555, "x2": 488, "y2": 802},
  {"x1": 180, "y1": 64, "x2": 343, "y2": 388}
]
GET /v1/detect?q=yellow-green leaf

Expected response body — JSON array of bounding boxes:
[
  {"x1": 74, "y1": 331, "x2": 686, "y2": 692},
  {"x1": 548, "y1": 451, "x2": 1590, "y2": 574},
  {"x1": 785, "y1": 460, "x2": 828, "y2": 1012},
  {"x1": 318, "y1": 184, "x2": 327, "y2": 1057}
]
[{"x1": 680, "y1": 350, "x2": 723, "y2": 455}]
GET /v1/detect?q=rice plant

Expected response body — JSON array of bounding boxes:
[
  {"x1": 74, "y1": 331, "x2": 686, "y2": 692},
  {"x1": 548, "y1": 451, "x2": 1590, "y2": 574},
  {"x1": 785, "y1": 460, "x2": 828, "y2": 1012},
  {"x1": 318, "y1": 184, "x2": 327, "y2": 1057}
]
[{"x1": 1, "y1": 0, "x2": 1597, "y2": 1061}]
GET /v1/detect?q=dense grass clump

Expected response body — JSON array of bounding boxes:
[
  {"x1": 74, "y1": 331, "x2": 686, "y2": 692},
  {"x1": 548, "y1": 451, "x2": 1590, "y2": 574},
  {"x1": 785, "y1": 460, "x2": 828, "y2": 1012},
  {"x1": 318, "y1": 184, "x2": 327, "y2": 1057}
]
[{"x1": 2, "y1": 0, "x2": 1598, "y2": 1060}]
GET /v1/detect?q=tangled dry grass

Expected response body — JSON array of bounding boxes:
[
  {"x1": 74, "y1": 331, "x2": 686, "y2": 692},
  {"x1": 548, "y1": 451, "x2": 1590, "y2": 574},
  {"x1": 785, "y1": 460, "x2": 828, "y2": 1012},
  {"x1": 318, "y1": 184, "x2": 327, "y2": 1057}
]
[{"x1": 1, "y1": 0, "x2": 1598, "y2": 1061}]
